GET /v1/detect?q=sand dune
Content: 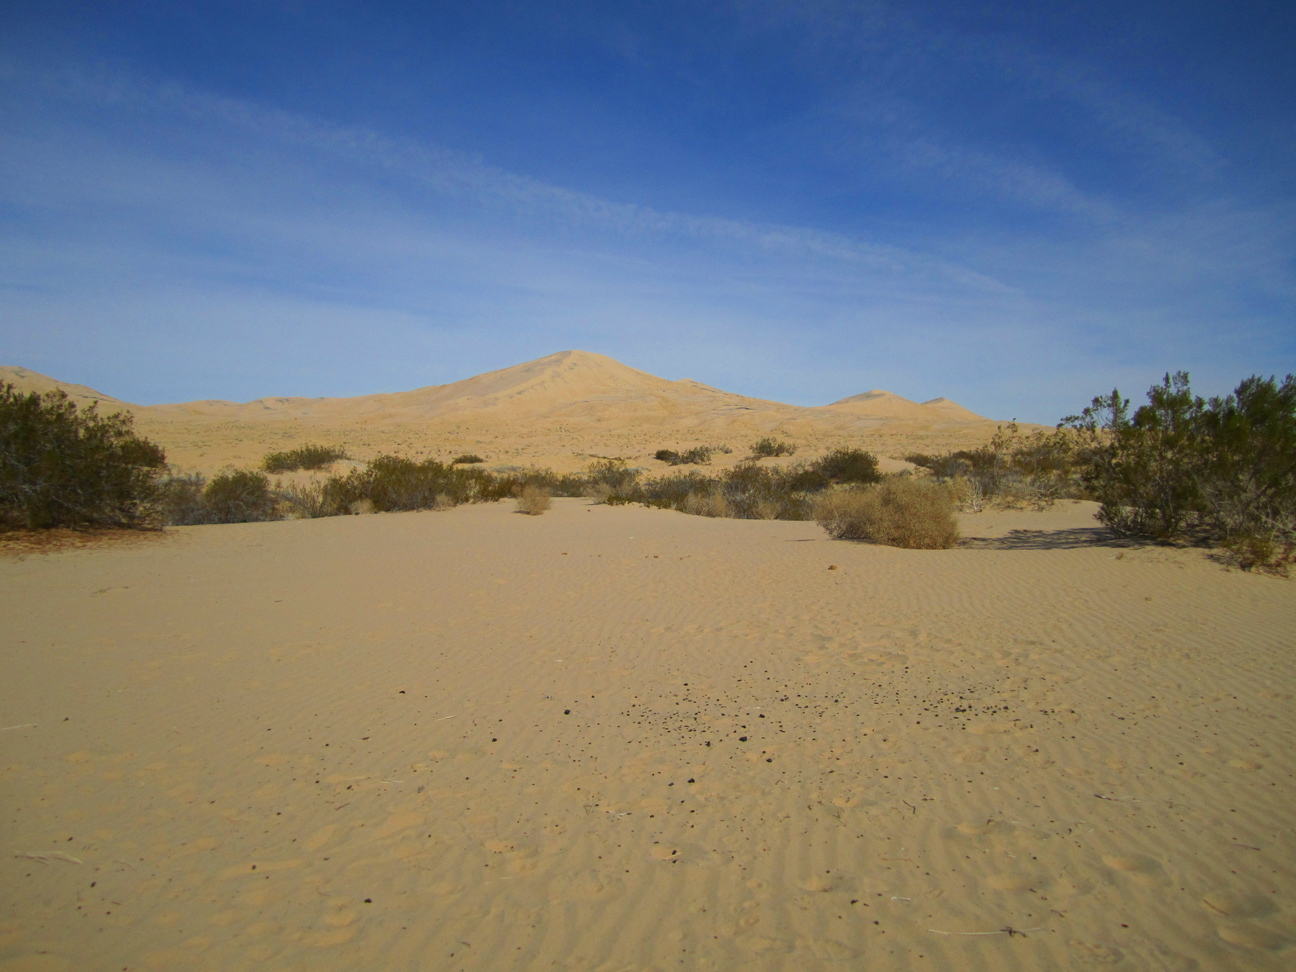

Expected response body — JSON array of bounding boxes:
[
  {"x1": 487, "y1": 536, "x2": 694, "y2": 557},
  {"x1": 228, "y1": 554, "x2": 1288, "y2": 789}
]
[
  {"x1": 1, "y1": 353, "x2": 1005, "y2": 474},
  {"x1": 2, "y1": 499, "x2": 1294, "y2": 971},
  {"x1": 0, "y1": 366, "x2": 129, "y2": 413}
]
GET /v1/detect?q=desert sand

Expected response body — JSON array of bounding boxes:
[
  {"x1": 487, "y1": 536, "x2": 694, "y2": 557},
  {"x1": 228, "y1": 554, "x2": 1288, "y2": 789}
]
[
  {"x1": 2, "y1": 497, "x2": 1295, "y2": 971},
  {"x1": 0, "y1": 352, "x2": 1010, "y2": 476}
]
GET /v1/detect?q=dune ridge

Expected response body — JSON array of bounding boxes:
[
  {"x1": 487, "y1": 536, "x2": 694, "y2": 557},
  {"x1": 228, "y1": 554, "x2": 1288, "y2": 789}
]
[{"x1": 1, "y1": 352, "x2": 1004, "y2": 474}]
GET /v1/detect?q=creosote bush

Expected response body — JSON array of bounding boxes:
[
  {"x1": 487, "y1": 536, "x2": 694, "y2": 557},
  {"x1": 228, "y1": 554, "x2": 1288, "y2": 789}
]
[
  {"x1": 654, "y1": 446, "x2": 712, "y2": 465},
  {"x1": 204, "y1": 470, "x2": 279, "y2": 523},
  {"x1": 906, "y1": 423, "x2": 1082, "y2": 511},
  {"x1": 451, "y1": 454, "x2": 484, "y2": 464},
  {"x1": 1, "y1": 384, "x2": 167, "y2": 529},
  {"x1": 262, "y1": 443, "x2": 348, "y2": 473},
  {"x1": 1063, "y1": 372, "x2": 1295, "y2": 569},
  {"x1": 516, "y1": 483, "x2": 551, "y2": 515},
  {"x1": 813, "y1": 477, "x2": 959, "y2": 549},
  {"x1": 749, "y1": 437, "x2": 796, "y2": 459}
]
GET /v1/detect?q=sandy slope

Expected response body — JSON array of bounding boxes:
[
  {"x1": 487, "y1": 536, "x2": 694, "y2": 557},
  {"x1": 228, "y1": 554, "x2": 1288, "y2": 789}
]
[
  {"x1": 1, "y1": 353, "x2": 1011, "y2": 475},
  {"x1": 2, "y1": 500, "x2": 1294, "y2": 972}
]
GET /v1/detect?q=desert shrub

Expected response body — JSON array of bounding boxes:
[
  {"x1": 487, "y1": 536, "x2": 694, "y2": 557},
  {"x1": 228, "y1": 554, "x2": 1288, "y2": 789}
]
[
  {"x1": 586, "y1": 459, "x2": 640, "y2": 497},
  {"x1": 0, "y1": 384, "x2": 167, "y2": 529},
  {"x1": 906, "y1": 424, "x2": 1081, "y2": 509},
  {"x1": 1193, "y1": 375, "x2": 1296, "y2": 544},
  {"x1": 1218, "y1": 534, "x2": 1296, "y2": 577},
  {"x1": 786, "y1": 448, "x2": 882, "y2": 492},
  {"x1": 749, "y1": 437, "x2": 796, "y2": 458},
  {"x1": 814, "y1": 477, "x2": 959, "y2": 549},
  {"x1": 814, "y1": 448, "x2": 881, "y2": 485},
  {"x1": 323, "y1": 455, "x2": 510, "y2": 512},
  {"x1": 516, "y1": 484, "x2": 551, "y2": 515},
  {"x1": 451, "y1": 454, "x2": 484, "y2": 465},
  {"x1": 638, "y1": 470, "x2": 715, "y2": 510},
  {"x1": 161, "y1": 474, "x2": 213, "y2": 526},
  {"x1": 718, "y1": 462, "x2": 812, "y2": 519},
  {"x1": 202, "y1": 470, "x2": 279, "y2": 523},
  {"x1": 682, "y1": 490, "x2": 731, "y2": 517},
  {"x1": 159, "y1": 474, "x2": 212, "y2": 525},
  {"x1": 262, "y1": 443, "x2": 348, "y2": 473},
  {"x1": 1065, "y1": 372, "x2": 1296, "y2": 550},
  {"x1": 654, "y1": 446, "x2": 712, "y2": 465},
  {"x1": 277, "y1": 480, "x2": 334, "y2": 519},
  {"x1": 637, "y1": 464, "x2": 814, "y2": 520}
]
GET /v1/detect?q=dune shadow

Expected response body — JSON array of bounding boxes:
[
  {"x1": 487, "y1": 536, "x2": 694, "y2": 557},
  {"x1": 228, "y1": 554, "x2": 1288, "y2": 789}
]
[{"x1": 959, "y1": 526, "x2": 1142, "y2": 551}]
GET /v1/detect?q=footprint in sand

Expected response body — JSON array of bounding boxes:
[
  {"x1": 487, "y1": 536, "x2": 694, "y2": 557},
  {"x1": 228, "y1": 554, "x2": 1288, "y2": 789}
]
[
  {"x1": 986, "y1": 873, "x2": 1038, "y2": 892},
  {"x1": 1067, "y1": 940, "x2": 1123, "y2": 966},
  {"x1": 1216, "y1": 923, "x2": 1287, "y2": 950},
  {"x1": 955, "y1": 820, "x2": 997, "y2": 836},
  {"x1": 1201, "y1": 890, "x2": 1276, "y2": 918},
  {"x1": 799, "y1": 875, "x2": 837, "y2": 893},
  {"x1": 1102, "y1": 854, "x2": 1165, "y2": 886}
]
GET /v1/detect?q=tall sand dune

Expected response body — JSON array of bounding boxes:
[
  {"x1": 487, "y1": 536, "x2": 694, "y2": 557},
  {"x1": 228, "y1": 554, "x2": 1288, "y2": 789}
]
[{"x1": 1, "y1": 352, "x2": 1005, "y2": 474}]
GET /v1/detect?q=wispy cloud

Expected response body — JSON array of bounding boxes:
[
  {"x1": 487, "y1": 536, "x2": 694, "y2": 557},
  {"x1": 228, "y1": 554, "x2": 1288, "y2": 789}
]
[{"x1": 0, "y1": 38, "x2": 1291, "y2": 421}]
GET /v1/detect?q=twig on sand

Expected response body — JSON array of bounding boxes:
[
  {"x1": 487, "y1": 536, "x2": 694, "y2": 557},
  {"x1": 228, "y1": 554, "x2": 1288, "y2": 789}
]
[
  {"x1": 1094, "y1": 793, "x2": 1139, "y2": 803},
  {"x1": 16, "y1": 851, "x2": 83, "y2": 865},
  {"x1": 109, "y1": 859, "x2": 138, "y2": 870},
  {"x1": 1, "y1": 724, "x2": 37, "y2": 731},
  {"x1": 928, "y1": 926, "x2": 1045, "y2": 938}
]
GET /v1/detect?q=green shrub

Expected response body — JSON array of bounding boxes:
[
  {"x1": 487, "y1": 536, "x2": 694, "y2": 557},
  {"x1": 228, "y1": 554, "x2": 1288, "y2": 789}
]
[
  {"x1": 785, "y1": 448, "x2": 883, "y2": 492},
  {"x1": 654, "y1": 446, "x2": 712, "y2": 465},
  {"x1": 323, "y1": 455, "x2": 510, "y2": 513},
  {"x1": 906, "y1": 424, "x2": 1082, "y2": 509},
  {"x1": 749, "y1": 437, "x2": 796, "y2": 458},
  {"x1": 0, "y1": 384, "x2": 167, "y2": 529},
  {"x1": 585, "y1": 458, "x2": 640, "y2": 497},
  {"x1": 277, "y1": 480, "x2": 332, "y2": 519},
  {"x1": 160, "y1": 474, "x2": 213, "y2": 525},
  {"x1": 203, "y1": 470, "x2": 279, "y2": 523},
  {"x1": 262, "y1": 443, "x2": 348, "y2": 473},
  {"x1": 451, "y1": 454, "x2": 484, "y2": 465},
  {"x1": 1064, "y1": 372, "x2": 1296, "y2": 549},
  {"x1": 813, "y1": 477, "x2": 959, "y2": 549}
]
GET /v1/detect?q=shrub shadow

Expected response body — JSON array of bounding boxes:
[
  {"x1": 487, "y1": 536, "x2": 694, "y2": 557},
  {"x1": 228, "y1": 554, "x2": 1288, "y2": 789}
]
[{"x1": 958, "y1": 526, "x2": 1138, "y2": 550}]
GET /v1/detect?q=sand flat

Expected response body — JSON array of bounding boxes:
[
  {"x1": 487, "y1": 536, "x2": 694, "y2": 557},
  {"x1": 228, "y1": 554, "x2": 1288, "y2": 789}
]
[{"x1": 2, "y1": 500, "x2": 1294, "y2": 971}]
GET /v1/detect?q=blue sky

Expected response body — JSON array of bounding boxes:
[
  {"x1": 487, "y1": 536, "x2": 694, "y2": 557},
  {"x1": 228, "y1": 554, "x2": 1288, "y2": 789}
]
[{"x1": 1, "y1": 0, "x2": 1292, "y2": 421}]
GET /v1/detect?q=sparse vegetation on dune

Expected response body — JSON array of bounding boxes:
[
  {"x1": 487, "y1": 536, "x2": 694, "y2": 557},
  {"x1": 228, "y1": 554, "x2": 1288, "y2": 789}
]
[
  {"x1": 262, "y1": 443, "x2": 348, "y2": 473},
  {"x1": 748, "y1": 437, "x2": 796, "y2": 459},
  {"x1": 653, "y1": 446, "x2": 713, "y2": 465},
  {"x1": 906, "y1": 423, "x2": 1083, "y2": 511},
  {"x1": 162, "y1": 470, "x2": 279, "y2": 524},
  {"x1": 26, "y1": 369, "x2": 1290, "y2": 573}
]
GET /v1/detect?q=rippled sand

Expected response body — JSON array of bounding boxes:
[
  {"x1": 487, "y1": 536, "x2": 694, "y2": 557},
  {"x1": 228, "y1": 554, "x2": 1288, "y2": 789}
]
[{"x1": 2, "y1": 499, "x2": 1294, "y2": 971}]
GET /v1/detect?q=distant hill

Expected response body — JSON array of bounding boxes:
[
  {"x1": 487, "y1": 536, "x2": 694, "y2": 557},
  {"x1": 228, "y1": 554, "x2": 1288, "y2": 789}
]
[
  {"x1": 1, "y1": 352, "x2": 998, "y2": 473},
  {"x1": 0, "y1": 366, "x2": 132, "y2": 413}
]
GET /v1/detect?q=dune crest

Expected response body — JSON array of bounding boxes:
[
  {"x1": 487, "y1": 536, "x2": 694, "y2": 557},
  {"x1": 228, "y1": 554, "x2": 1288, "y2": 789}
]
[{"x1": 1, "y1": 352, "x2": 1000, "y2": 473}]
